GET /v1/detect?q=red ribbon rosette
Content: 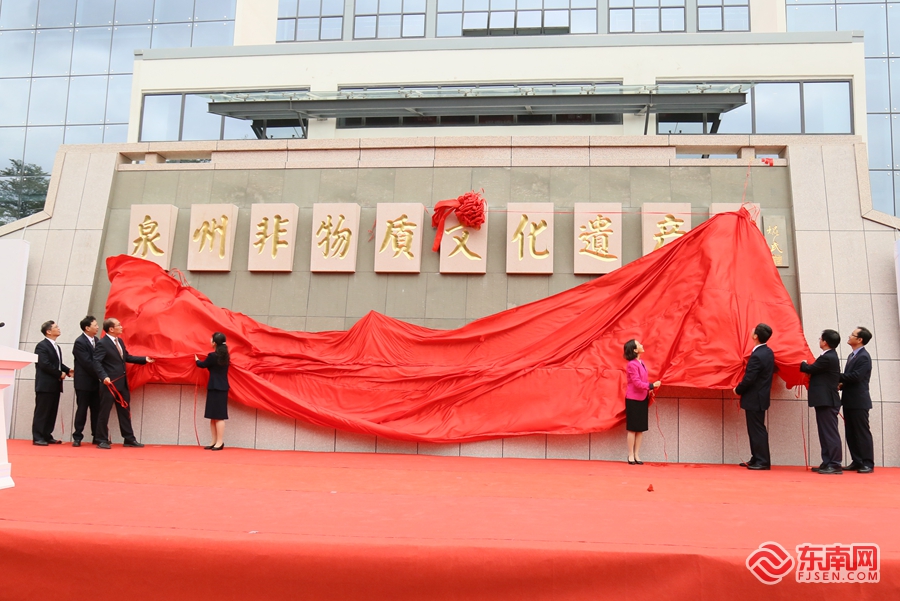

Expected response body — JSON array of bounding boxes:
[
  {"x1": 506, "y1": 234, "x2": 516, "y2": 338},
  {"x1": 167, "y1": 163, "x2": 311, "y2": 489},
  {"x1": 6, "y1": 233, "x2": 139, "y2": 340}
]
[{"x1": 430, "y1": 189, "x2": 487, "y2": 252}]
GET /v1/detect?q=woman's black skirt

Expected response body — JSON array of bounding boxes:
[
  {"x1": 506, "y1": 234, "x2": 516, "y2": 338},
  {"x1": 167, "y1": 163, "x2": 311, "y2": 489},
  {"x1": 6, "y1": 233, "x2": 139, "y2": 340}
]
[
  {"x1": 625, "y1": 396, "x2": 649, "y2": 432},
  {"x1": 204, "y1": 389, "x2": 229, "y2": 420}
]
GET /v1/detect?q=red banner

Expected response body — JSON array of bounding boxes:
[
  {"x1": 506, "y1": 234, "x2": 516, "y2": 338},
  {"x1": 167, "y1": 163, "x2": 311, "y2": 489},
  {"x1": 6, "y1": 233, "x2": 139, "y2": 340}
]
[{"x1": 109, "y1": 208, "x2": 812, "y2": 443}]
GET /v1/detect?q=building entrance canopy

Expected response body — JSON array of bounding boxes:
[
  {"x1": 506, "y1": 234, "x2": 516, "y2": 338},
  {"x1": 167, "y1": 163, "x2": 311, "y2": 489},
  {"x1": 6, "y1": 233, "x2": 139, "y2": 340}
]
[{"x1": 205, "y1": 84, "x2": 749, "y2": 121}]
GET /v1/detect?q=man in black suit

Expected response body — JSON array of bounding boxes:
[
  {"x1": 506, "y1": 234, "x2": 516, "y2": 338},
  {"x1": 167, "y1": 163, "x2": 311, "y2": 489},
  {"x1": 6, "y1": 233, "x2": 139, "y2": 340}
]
[
  {"x1": 71, "y1": 315, "x2": 101, "y2": 447},
  {"x1": 840, "y1": 326, "x2": 874, "y2": 474},
  {"x1": 800, "y1": 329, "x2": 843, "y2": 475},
  {"x1": 93, "y1": 317, "x2": 154, "y2": 449},
  {"x1": 734, "y1": 323, "x2": 775, "y2": 470},
  {"x1": 32, "y1": 320, "x2": 73, "y2": 445}
]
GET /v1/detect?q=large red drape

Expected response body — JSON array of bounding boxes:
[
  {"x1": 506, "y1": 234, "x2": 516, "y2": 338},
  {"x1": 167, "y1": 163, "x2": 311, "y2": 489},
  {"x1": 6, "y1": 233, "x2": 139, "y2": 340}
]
[{"x1": 106, "y1": 208, "x2": 813, "y2": 443}]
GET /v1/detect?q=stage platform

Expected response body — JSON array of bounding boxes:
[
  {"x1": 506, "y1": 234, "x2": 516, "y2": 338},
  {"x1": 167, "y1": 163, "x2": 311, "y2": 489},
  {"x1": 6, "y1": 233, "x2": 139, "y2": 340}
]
[{"x1": 0, "y1": 439, "x2": 897, "y2": 600}]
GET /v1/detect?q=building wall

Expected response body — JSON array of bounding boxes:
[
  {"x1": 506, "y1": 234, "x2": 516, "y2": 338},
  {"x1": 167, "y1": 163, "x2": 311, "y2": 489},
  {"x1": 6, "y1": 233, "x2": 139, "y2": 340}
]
[{"x1": 2, "y1": 136, "x2": 898, "y2": 466}]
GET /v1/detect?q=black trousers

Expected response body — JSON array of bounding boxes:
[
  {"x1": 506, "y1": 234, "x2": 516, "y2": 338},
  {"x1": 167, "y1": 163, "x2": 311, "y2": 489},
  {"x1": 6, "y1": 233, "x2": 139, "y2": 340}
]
[
  {"x1": 73, "y1": 388, "x2": 101, "y2": 442},
  {"x1": 32, "y1": 391, "x2": 61, "y2": 442},
  {"x1": 745, "y1": 409, "x2": 770, "y2": 467},
  {"x1": 95, "y1": 385, "x2": 136, "y2": 444},
  {"x1": 844, "y1": 408, "x2": 874, "y2": 469},
  {"x1": 815, "y1": 406, "x2": 842, "y2": 468}
]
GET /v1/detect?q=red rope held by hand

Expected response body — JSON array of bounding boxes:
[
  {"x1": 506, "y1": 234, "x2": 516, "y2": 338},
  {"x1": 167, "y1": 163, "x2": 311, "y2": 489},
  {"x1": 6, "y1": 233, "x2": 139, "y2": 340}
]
[
  {"x1": 104, "y1": 375, "x2": 128, "y2": 409},
  {"x1": 431, "y1": 189, "x2": 486, "y2": 252}
]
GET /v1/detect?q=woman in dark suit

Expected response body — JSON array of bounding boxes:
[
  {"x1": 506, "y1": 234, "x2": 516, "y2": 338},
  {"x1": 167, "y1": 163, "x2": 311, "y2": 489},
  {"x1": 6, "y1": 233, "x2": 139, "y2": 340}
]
[
  {"x1": 195, "y1": 332, "x2": 230, "y2": 450},
  {"x1": 624, "y1": 339, "x2": 661, "y2": 465}
]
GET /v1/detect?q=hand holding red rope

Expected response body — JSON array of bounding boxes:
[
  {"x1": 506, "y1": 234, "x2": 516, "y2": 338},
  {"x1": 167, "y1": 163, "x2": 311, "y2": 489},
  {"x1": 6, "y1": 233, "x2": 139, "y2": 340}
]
[
  {"x1": 104, "y1": 375, "x2": 128, "y2": 408},
  {"x1": 431, "y1": 189, "x2": 487, "y2": 252}
]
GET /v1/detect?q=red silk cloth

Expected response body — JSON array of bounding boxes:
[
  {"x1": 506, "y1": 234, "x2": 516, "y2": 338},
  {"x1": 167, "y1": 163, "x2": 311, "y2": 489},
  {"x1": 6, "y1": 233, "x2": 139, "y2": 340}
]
[
  {"x1": 430, "y1": 190, "x2": 486, "y2": 251},
  {"x1": 108, "y1": 208, "x2": 812, "y2": 443}
]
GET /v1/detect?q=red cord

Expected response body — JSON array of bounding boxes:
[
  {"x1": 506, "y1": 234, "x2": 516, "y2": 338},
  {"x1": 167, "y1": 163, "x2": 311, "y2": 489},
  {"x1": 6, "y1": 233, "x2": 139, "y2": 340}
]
[
  {"x1": 193, "y1": 383, "x2": 201, "y2": 447},
  {"x1": 651, "y1": 390, "x2": 668, "y2": 463}
]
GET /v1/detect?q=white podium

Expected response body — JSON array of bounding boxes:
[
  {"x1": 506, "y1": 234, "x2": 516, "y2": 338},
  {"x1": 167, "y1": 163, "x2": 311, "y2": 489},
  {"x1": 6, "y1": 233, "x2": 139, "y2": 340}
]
[{"x1": 0, "y1": 346, "x2": 37, "y2": 490}]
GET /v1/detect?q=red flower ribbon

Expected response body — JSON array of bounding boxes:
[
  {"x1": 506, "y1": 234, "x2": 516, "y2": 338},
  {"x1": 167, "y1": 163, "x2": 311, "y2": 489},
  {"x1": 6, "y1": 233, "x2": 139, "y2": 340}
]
[{"x1": 430, "y1": 190, "x2": 487, "y2": 252}]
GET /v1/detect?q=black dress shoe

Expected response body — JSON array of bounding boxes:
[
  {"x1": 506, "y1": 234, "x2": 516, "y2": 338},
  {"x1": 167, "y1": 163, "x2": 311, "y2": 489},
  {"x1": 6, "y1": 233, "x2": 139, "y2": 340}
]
[
  {"x1": 123, "y1": 440, "x2": 144, "y2": 448},
  {"x1": 844, "y1": 463, "x2": 861, "y2": 472},
  {"x1": 739, "y1": 462, "x2": 755, "y2": 468},
  {"x1": 72, "y1": 441, "x2": 81, "y2": 447},
  {"x1": 204, "y1": 444, "x2": 216, "y2": 450},
  {"x1": 97, "y1": 442, "x2": 111, "y2": 449},
  {"x1": 47, "y1": 439, "x2": 62, "y2": 444},
  {"x1": 856, "y1": 466, "x2": 874, "y2": 474},
  {"x1": 635, "y1": 460, "x2": 644, "y2": 465},
  {"x1": 33, "y1": 440, "x2": 49, "y2": 446},
  {"x1": 818, "y1": 465, "x2": 843, "y2": 475},
  {"x1": 746, "y1": 464, "x2": 770, "y2": 470},
  {"x1": 210, "y1": 443, "x2": 225, "y2": 451}
]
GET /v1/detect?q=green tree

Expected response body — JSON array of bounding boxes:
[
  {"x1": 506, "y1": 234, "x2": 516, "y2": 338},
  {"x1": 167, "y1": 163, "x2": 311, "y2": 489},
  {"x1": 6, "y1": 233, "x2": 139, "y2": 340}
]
[{"x1": 0, "y1": 160, "x2": 50, "y2": 226}]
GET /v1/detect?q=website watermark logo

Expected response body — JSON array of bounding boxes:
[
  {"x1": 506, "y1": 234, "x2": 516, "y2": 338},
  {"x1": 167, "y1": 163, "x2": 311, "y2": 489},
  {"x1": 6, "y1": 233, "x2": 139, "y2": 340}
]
[
  {"x1": 746, "y1": 542, "x2": 880, "y2": 584},
  {"x1": 746, "y1": 542, "x2": 795, "y2": 585}
]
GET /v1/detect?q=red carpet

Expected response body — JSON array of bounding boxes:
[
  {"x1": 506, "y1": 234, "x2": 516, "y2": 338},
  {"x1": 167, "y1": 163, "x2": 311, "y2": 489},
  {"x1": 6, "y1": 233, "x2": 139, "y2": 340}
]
[{"x1": 0, "y1": 439, "x2": 897, "y2": 600}]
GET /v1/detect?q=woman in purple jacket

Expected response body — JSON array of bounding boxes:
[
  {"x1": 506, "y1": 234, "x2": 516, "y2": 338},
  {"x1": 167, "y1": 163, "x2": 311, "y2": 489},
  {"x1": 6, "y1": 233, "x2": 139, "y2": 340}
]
[{"x1": 624, "y1": 339, "x2": 661, "y2": 465}]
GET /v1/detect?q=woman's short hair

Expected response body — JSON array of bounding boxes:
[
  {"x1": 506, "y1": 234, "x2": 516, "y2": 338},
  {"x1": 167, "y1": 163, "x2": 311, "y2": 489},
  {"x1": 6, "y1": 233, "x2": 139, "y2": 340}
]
[{"x1": 623, "y1": 339, "x2": 639, "y2": 361}]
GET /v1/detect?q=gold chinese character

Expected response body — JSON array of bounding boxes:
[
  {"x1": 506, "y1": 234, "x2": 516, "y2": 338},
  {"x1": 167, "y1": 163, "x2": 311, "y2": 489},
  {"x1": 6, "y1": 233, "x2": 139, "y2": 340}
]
[
  {"x1": 512, "y1": 214, "x2": 550, "y2": 260},
  {"x1": 578, "y1": 214, "x2": 617, "y2": 261},
  {"x1": 316, "y1": 214, "x2": 353, "y2": 259},
  {"x1": 193, "y1": 215, "x2": 229, "y2": 259},
  {"x1": 254, "y1": 214, "x2": 290, "y2": 259},
  {"x1": 445, "y1": 224, "x2": 482, "y2": 260},
  {"x1": 766, "y1": 224, "x2": 784, "y2": 266},
  {"x1": 379, "y1": 214, "x2": 417, "y2": 259},
  {"x1": 653, "y1": 214, "x2": 686, "y2": 249},
  {"x1": 131, "y1": 215, "x2": 164, "y2": 257}
]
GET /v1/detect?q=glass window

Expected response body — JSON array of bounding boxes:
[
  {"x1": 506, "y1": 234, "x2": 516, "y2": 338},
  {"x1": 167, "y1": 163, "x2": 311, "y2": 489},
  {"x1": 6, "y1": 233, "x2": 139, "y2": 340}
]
[
  {"x1": 0, "y1": 31, "x2": 35, "y2": 77},
  {"x1": 889, "y1": 3, "x2": 900, "y2": 57},
  {"x1": 402, "y1": 13, "x2": 425, "y2": 35},
  {"x1": 786, "y1": 5, "x2": 835, "y2": 32},
  {"x1": 866, "y1": 59, "x2": 890, "y2": 113},
  {"x1": 297, "y1": 17, "x2": 319, "y2": 39},
  {"x1": 105, "y1": 74, "x2": 132, "y2": 122},
  {"x1": 301, "y1": 0, "x2": 323, "y2": 16},
  {"x1": 355, "y1": 15, "x2": 377, "y2": 36},
  {"x1": 103, "y1": 123, "x2": 128, "y2": 142},
  {"x1": 33, "y1": 28, "x2": 74, "y2": 77},
  {"x1": 223, "y1": 117, "x2": 255, "y2": 140},
  {"x1": 661, "y1": 7, "x2": 683, "y2": 30},
  {"x1": 697, "y1": 6, "x2": 721, "y2": 29},
  {"x1": 140, "y1": 95, "x2": 182, "y2": 141},
  {"x1": 280, "y1": 0, "x2": 300, "y2": 17},
  {"x1": 110, "y1": 25, "x2": 151, "y2": 73},
  {"x1": 66, "y1": 75, "x2": 108, "y2": 124},
  {"x1": 358, "y1": 0, "x2": 379, "y2": 13},
  {"x1": 867, "y1": 114, "x2": 892, "y2": 168},
  {"x1": 154, "y1": 0, "x2": 196, "y2": 22},
  {"x1": 323, "y1": 0, "x2": 344, "y2": 14},
  {"x1": 722, "y1": 6, "x2": 748, "y2": 29},
  {"x1": 545, "y1": 10, "x2": 569, "y2": 27},
  {"x1": 892, "y1": 115, "x2": 900, "y2": 168},
  {"x1": 571, "y1": 9, "x2": 597, "y2": 32},
  {"x1": 71, "y1": 26, "x2": 112, "y2": 75},
  {"x1": 37, "y1": 0, "x2": 77, "y2": 27},
  {"x1": 28, "y1": 78, "x2": 69, "y2": 126},
  {"x1": 0, "y1": 79, "x2": 31, "y2": 126},
  {"x1": 634, "y1": 8, "x2": 659, "y2": 31},
  {"x1": 609, "y1": 8, "x2": 632, "y2": 31},
  {"x1": 379, "y1": 14, "x2": 402, "y2": 36},
  {"x1": 194, "y1": 0, "x2": 237, "y2": 21},
  {"x1": 64, "y1": 124, "x2": 103, "y2": 144},
  {"x1": 490, "y1": 11, "x2": 514, "y2": 28},
  {"x1": 23, "y1": 126, "x2": 65, "y2": 172},
  {"x1": 894, "y1": 172, "x2": 900, "y2": 215},
  {"x1": 437, "y1": 12, "x2": 463, "y2": 35},
  {"x1": 803, "y1": 81, "x2": 851, "y2": 133},
  {"x1": 837, "y1": 4, "x2": 887, "y2": 58},
  {"x1": 405, "y1": 0, "x2": 427, "y2": 12},
  {"x1": 717, "y1": 102, "x2": 751, "y2": 133},
  {"x1": 181, "y1": 95, "x2": 222, "y2": 140},
  {"x1": 890, "y1": 59, "x2": 900, "y2": 111},
  {"x1": 0, "y1": 0, "x2": 39, "y2": 29},
  {"x1": 0, "y1": 127, "x2": 27, "y2": 169},
  {"x1": 277, "y1": 18, "x2": 297, "y2": 40},
  {"x1": 192, "y1": 21, "x2": 234, "y2": 46},
  {"x1": 115, "y1": 0, "x2": 154, "y2": 24},
  {"x1": 321, "y1": 16, "x2": 342, "y2": 38},
  {"x1": 517, "y1": 10, "x2": 540, "y2": 27},
  {"x1": 151, "y1": 23, "x2": 192, "y2": 48},
  {"x1": 869, "y1": 170, "x2": 893, "y2": 213},
  {"x1": 754, "y1": 83, "x2": 801, "y2": 134},
  {"x1": 76, "y1": 0, "x2": 115, "y2": 25},
  {"x1": 440, "y1": 0, "x2": 463, "y2": 10}
]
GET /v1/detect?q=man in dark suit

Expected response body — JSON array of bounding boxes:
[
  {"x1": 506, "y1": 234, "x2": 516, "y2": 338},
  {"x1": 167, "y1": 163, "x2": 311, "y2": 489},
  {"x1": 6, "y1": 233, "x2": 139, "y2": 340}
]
[
  {"x1": 71, "y1": 315, "x2": 101, "y2": 447},
  {"x1": 734, "y1": 323, "x2": 775, "y2": 470},
  {"x1": 800, "y1": 329, "x2": 843, "y2": 475},
  {"x1": 840, "y1": 326, "x2": 874, "y2": 474},
  {"x1": 32, "y1": 320, "x2": 73, "y2": 445},
  {"x1": 93, "y1": 317, "x2": 154, "y2": 449}
]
